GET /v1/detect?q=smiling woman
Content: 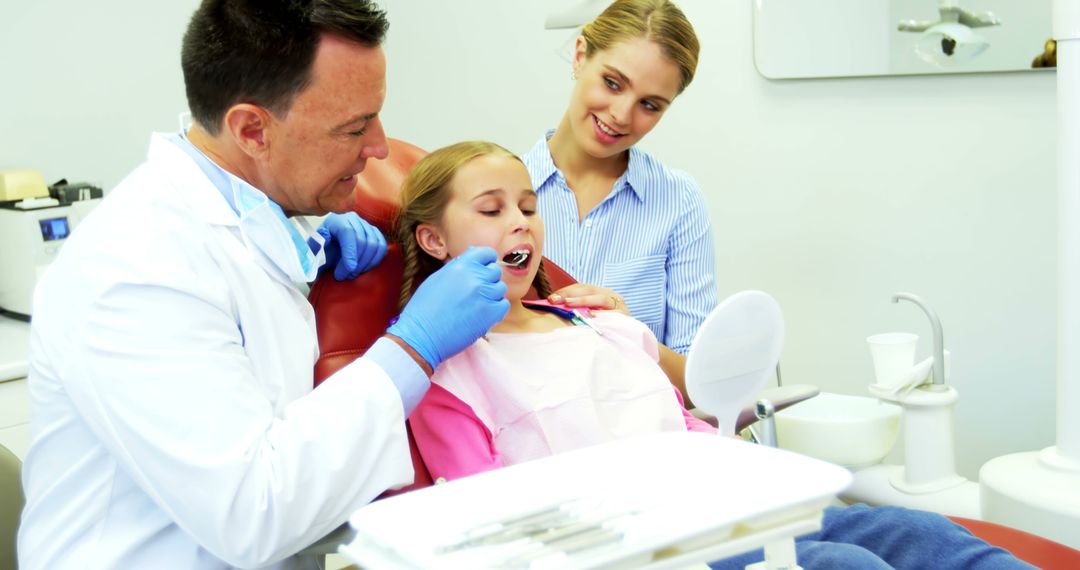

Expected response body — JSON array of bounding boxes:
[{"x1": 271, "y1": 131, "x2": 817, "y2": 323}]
[{"x1": 523, "y1": 0, "x2": 718, "y2": 358}]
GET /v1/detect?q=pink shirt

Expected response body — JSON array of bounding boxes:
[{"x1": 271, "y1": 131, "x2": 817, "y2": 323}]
[{"x1": 410, "y1": 311, "x2": 716, "y2": 482}]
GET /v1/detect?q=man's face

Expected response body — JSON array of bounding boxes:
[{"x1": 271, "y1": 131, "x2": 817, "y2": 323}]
[{"x1": 261, "y1": 35, "x2": 389, "y2": 216}]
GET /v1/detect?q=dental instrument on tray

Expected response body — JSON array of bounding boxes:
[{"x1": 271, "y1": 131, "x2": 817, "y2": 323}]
[
  {"x1": 436, "y1": 498, "x2": 634, "y2": 567},
  {"x1": 522, "y1": 299, "x2": 603, "y2": 335}
]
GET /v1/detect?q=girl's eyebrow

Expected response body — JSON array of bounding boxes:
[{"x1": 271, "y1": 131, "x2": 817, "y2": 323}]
[
  {"x1": 470, "y1": 188, "x2": 505, "y2": 201},
  {"x1": 470, "y1": 188, "x2": 537, "y2": 201}
]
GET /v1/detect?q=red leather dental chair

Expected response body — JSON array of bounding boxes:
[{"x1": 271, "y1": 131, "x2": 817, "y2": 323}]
[{"x1": 307, "y1": 138, "x2": 1080, "y2": 568}]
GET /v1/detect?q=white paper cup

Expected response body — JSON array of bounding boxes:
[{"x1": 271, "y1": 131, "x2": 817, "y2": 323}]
[{"x1": 867, "y1": 333, "x2": 918, "y2": 384}]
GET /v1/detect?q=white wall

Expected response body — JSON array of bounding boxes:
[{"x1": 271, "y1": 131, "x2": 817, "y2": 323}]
[
  {"x1": 0, "y1": 1, "x2": 196, "y2": 190},
  {"x1": 1, "y1": 0, "x2": 1058, "y2": 480}
]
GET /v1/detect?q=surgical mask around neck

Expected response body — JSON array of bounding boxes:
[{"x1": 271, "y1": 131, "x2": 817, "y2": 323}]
[{"x1": 231, "y1": 177, "x2": 325, "y2": 284}]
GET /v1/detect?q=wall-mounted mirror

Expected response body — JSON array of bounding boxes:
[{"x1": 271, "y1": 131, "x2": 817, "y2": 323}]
[{"x1": 753, "y1": 0, "x2": 1054, "y2": 79}]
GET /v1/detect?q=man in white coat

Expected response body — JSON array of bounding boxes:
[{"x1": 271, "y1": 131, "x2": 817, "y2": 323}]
[{"x1": 17, "y1": 1, "x2": 510, "y2": 568}]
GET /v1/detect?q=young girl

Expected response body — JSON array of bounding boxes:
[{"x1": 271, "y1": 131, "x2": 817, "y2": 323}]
[
  {"x1": 397, "y1": 141, "x2": 1033, "y2": 570},
  {"x1": 397, "y1": 141, "x2": 714, "y2": 482}
]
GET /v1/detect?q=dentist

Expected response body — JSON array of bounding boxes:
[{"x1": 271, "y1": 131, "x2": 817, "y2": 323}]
[{"x1": 17, "y1": 1, "x2": 508, "y2": 568}]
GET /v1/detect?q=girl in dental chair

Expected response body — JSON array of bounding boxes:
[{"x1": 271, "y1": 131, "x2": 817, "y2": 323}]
[{"x1": 398, "y1": 141, "x2": 1032, "y2": 570}]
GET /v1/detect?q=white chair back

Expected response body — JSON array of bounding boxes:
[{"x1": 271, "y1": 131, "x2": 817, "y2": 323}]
[{"x1": 685, "y1": 291, "x2": 785, "y2": 437}]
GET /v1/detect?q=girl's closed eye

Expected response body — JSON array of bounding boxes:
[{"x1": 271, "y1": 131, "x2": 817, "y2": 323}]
[
  {"x1": 519, "y1": 196, "x2": 537, "y2": 217},
  {"x1": 474, "y1": 196, "x2": 503, "y2": 217}
]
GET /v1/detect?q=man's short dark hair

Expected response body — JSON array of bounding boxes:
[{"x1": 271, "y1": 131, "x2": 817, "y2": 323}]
[{"x1": 181, "y1": 0, "x2": 388, "y2": 135}]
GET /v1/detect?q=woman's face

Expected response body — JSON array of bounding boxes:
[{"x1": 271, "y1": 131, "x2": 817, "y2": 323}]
[
  {"x1": 417, "y1": 154, "x2": 544, "y2": 302},
  {"x1": 568, "y1": 36, "x2": 683, "y2": 160}
]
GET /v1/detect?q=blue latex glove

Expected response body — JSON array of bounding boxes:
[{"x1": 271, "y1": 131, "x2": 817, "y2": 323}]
[
  {"x1": 314, "y1": 212, "x2": 388, "y2": 281},
  {"x1": 388, "y1": 246, "x2": 509, "y2": 370}
]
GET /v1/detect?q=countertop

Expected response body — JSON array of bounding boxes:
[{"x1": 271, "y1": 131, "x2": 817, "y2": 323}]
[{"x1": 0, "y1": 315, "x2": 30, "y2": 382}]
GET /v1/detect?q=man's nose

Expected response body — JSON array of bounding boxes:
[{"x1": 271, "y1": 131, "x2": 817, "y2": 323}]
[{"x1": 360, "y1": 118, "x2": 389, "y2": 160}]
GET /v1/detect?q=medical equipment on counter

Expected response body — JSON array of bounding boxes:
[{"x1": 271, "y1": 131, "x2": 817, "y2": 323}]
[
  {"x1": 0, "y1": 171, "x2": 101, "y2": 320},
  {"x1": 339, "y1": 432, "x2": 852, "y2": 569},
  {"x1": 0, "y1": 170, "x2": 48, "y2": 202}
]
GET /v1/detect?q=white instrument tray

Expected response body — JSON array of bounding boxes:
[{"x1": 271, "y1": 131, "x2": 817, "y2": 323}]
[{"x1": 341, "y1": 432, "x2": 851, "y2": 569}]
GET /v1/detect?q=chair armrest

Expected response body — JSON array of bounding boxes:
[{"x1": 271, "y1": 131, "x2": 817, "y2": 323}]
[
  {"x1": 736, "y1": 384, "x2": 820, "y2": 433},
  {"x1": 690, "y1": 384, "x2": 821, "y2": 433}
]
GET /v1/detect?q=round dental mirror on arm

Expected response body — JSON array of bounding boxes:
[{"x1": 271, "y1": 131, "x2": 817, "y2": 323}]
[{"x1": 685, "y1": 291, "x2": 785, "y2": 437}]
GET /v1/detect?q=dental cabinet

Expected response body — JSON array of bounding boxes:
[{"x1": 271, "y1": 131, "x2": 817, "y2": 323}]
[{"x1": 0, "y1": 316, "x2": 30, "y2": 460}]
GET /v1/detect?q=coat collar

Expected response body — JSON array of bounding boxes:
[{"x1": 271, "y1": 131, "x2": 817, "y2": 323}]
[{"x1": 146, "y1": 133, "x2": 240, "y2": 227}]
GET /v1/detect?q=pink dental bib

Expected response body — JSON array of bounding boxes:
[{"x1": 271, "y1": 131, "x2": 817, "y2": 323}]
[{"x1": 430, "y1": 311, "x2": 687, "y2": 467}]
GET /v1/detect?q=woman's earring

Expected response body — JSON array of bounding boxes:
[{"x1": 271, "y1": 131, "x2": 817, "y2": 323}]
[{"x1": 571, "y1": 69, "x2": 578, "y2": 80}]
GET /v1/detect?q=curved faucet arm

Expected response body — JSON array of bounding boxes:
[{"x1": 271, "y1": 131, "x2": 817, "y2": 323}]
[{"x1": 892, "y1": 292, "x2": 945, "y2": 387}]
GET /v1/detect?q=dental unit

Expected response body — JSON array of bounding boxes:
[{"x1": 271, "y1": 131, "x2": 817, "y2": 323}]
[{"x1": 843, "y1": 292, "x2": 979, "y2": 518}]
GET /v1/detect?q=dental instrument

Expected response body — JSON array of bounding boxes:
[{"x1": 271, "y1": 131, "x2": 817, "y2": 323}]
[
  {"x1": 498, "y1": 250, "x2": 529, "y2": 268},
  {"x1": 522, "y1": 299, "x2": 603, "y2": 335}
]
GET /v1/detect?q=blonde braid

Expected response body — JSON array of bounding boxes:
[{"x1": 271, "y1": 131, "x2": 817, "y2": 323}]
[{"x1": 396, "y1": 232, "x2": 421, "y2": 313}]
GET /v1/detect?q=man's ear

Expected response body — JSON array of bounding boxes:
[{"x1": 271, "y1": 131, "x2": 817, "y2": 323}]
[
  {"x1": 223, "y1": 103, "x2": 273, "y2": 159},
  {"x1": 415, "y1": 223, "x2": 449, "y2": 261}
]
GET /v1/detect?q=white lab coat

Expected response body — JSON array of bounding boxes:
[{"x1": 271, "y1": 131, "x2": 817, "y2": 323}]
[{"x1": 18, "y1": 134, "x2": 413, "y2": 569}]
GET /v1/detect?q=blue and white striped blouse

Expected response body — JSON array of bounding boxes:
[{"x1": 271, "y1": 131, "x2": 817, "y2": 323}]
[{"x1": 522, "y1": 132, "x2": 720, "y2": 354}]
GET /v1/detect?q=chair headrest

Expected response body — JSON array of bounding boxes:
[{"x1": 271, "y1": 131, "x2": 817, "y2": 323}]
[{"x1": 353, "y1": 138, "x2": 427, "y2": 233}]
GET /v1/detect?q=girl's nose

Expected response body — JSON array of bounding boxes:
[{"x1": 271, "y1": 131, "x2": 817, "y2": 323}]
[{"x1": 508, "y1": 209, "x2": 530, "y2": 231}]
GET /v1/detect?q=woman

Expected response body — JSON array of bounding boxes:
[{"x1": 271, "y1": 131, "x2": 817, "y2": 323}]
[{"x1": 528, "y1": 0, "x2": 717, "y2": 398}]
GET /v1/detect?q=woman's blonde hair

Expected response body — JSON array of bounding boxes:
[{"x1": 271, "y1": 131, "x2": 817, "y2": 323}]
[
  {"x1": 581, "y1": 0, "x2": 700, "y2": 94},
  {"x1": 395, "y1": 141, "x2": 552, "y2": 311}
]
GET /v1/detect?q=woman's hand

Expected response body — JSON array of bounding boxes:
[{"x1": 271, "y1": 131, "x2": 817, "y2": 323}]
[{"x1": 548, "y1": 283, "x2": 631, "y2": 316}]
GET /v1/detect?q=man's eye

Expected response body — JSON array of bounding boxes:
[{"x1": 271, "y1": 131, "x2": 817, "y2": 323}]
[{"x1": 347, "y1": 128, "x2": 367, "y2": 137}]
